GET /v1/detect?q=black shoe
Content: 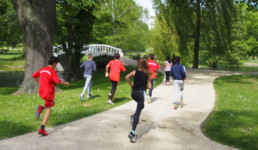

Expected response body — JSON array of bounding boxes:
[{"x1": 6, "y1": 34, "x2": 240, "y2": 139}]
[
  {"x1": 128, "y1": 132, "x2": 136, "y2": 143},
  {"x1": 130, "y1": 115, "x2": 134, "y2": 127}
]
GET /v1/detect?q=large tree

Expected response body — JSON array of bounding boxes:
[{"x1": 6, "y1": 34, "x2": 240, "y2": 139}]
[
  {"x1": 154, "y1": 0, "x2": 236, "y2": 68},
  {"x1": 11, "y1": 0, "x2": 56, "y2": 94},
  {"x1": 54, "y1": 0, "x2": 96, "y2": 81}
]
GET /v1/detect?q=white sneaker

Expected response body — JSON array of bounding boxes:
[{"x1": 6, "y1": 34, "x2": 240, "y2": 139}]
[
  {"x1": 107, "y1": 99, "x2": 114, "y2": 105},
  {"x1": 80, "y1": 94, "x2": 84, "y2": 102},
  {"x1": 146, "y1": 96, "x2": 151, "y2": 104},
  {"x1": 179, "y1": 99, "x2": 183, "y2": 107},
  {"x1": 87, "y1": 94, "x2": 92, "y2": 98}
]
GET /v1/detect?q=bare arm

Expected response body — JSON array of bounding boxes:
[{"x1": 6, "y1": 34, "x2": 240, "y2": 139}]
[
  {"x1": 147, "y1": 79, "x2": 151, "y2": 89},
  {"x1": 59, "y1": 80, "x2": 69, "y2": 86},
  {"x1": 105, "y1": 64, "x2": 110, "y2": 77},
  {"x1": 125, "y1": 70, "x2": 135, "y2": 88},
  {"x1": 33, "y1": 77, "x2": 40, "y2": 84},
  {"x1": 164, "y1": 62, "x2": 167, "y2": 67}
]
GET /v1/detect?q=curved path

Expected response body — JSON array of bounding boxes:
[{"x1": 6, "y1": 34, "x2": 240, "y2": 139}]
[{"x1": 0, "y1": 58, "x2": 247, "y2": 150}]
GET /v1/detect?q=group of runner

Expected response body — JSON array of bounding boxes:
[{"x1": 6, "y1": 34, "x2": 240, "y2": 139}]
[{"x1": 32, "y1": 53, "x2": 187, "y2": 143}]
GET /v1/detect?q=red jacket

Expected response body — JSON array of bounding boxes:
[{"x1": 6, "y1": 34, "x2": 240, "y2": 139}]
[{"x1": 32, "y1": 67, "x2": 61, "y2": 101}]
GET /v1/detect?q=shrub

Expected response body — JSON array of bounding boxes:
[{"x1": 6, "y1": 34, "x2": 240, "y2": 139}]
[{"x1": 94, "y1": 55, "x2": 114, "y2": 69}]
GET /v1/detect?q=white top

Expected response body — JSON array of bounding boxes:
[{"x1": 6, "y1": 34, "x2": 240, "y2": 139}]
[{"x1": 164, "y1": 61, "x2": 171, "y2": 71}]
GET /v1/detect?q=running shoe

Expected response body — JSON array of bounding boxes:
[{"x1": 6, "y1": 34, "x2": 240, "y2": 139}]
[
  {"x1": 80, "y1": 94, "x2": 84, "y2": 102},
  {"x1": 35, "y1": 105, "x2": 43, "y2": 120},
  {"x1": 179, "y1": 99, "x2": 183, "y2": 107},
  {"x1": 87, "y1": 94, "x2": 92, "y2": 99},
  {"x1": 128, "y1": 132, "x2": 136, "y2": 143},
  {"x1": 146, "y1": 96, "x2": 151, "y2": 104},
  {"x1": 38, "y1": 128, "x2": 48, "y2": 136},
  {"x1": 107, "y1": 99, "x2": 114, "y2": 105},
  {"x1": 174, "y1": 102, "x2": 179, "y2": 110},
  {"x1": 130, "y1": 115, "x2": 134, "y2": 127},
  {"x1": 108, "y1": 93, "x2": 111, "y2": 100}
]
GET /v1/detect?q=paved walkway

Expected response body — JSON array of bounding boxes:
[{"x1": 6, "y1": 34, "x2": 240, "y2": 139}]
[{"x1": 0, "y1": 58, "x2": 247, "y2": 150}]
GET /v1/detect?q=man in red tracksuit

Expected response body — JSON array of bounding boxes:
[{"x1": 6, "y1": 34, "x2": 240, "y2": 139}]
[
  {"x1": 146, "y1": 54, "x2": 160, "y2": 103},
  {"x1": 32, "y1": 56, "x2": 69, "y2": 136}
]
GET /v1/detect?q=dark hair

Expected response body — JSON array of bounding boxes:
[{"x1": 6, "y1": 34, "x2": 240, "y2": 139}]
[
  {"x1": 48, "y1": 56, "x2": 59, "y2": 65},
  {"x1": 114, "y1": 53, "x2": 120, "y2": 59},
  {"x1": 175, "y1": 56, "x2": 181, "y2": 62},
  {"x1": 88, "y1": 54, "x2": 93, "y2": 59},
  {"x1": 166, "y1": 56, "x2": 171, "y2": 63},
  {"x1": 149, "y1": 54, "x2": 154, "y2": 60}
]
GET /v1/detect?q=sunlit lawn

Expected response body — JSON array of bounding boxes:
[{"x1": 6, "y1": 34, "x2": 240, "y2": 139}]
[
  {"x1": 0, "y1": 63, "x2": 164, "y2": 139},
  {"x1": 202, "y1": 75, "x2": 258, "y2": 150}
]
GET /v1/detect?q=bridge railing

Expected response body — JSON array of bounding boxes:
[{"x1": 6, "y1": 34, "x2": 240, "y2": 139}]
[{"x1": 53, "y1": 44, "x2": 124, "y2": 57}]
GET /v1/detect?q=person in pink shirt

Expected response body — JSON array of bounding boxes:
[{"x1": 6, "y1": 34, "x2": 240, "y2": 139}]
[
  {"x1": 164, "y1": 56, "x2": 172, "y2": 86},
  {"x1": 146, "y1": 54, "x2": 160, "y2": 103}
]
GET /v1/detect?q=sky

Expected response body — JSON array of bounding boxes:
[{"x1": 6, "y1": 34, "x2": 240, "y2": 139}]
[{"x1": 134, "y1": 0, "x2": 156, "y2": 29}]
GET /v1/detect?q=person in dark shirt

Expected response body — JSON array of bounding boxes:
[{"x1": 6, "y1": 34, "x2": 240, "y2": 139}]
[
  {"x1": 170, "y1": 56, "x2": 187, "y2": 110},
  {"x1": 125, "y1": 58, "x2": 152, "y2": 143},
  {"x1": 80, "y1": 54, "x2": 97, "y2": 101}
]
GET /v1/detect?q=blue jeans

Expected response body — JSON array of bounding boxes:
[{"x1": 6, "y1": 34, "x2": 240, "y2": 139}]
[
  {"x1": 149, "y1": 79, "x2": 155, "y2": 97},
  {"x1": 81, "y1": 74, "x2": 92, "y2": 96}
]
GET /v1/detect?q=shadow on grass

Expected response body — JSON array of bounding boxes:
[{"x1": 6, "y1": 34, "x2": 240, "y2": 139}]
[
  {"x1": 113, "y1": 96, "x2": 130, "y2": 103},
  {"x1": 0, "y1": 121, "x2": 36, "y2": 140},
  {"x1": 214, "y1": 75, "x2": 258, "y2": 86},
  {"x1": 202, "y1": 109, "x2": 257, "y2": 150},
  {"x1": 0, "y1": 87, "x2": 19, "y2": 95},
  {"x1": 81, "y1": 94, "x2": 101, "y2": 102}
]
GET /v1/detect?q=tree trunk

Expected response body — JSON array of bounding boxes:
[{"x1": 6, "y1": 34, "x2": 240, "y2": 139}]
[
  {"x1": 11, "y1": 0, "x2": 56, "y2": 94},
  {"x1": 192, "y1": 0, "x2": 201, "y2": 69}
]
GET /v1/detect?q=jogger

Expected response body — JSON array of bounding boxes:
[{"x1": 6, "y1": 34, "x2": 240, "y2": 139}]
[
  {"x1": 80, "y1": 54, "x2": 96, "y2": 101},
  {"x1": 125, "y1": 58, "x2": 152, "y2": 143},
  {"x1": 170, "y1": 56, "x2": 187, "y2": 110},
  {"x1": 105, "y1": 53, "x2": 126, "y2": 105}
]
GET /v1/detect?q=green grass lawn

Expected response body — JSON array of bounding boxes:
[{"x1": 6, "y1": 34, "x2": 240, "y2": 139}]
[
  {"x1": 202, "y1": 75, "x2": 258, "y2": 150},
  {"x1": 0, "y1": 66, "x2": 164, "y2": 140},
  {"x1": 0, "y1": 51, "x2": 25, "y2": 71}
]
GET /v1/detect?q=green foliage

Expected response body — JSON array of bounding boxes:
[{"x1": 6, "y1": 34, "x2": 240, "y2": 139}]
[
  {"x1": 0, "y1": 0, "x2": 23, "y2": 48},
  {"x1": 92, "y1": 0, "x2": 149, "y2": 52},
  {"x1": 152, "y1": 1, "x2": 258, "y2": 68},
  {"x1": 93, "y1": 54, "x2": 113, "y2": 69},
  {"x1": 202, "y1": 75, "x2": 258, "y2": 150}
]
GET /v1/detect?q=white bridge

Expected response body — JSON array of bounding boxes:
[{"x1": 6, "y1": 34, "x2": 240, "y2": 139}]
[
  {"x1": 53, "y1": 44, "x2": 124, "y2": 57},
  {"x1": 53, "y1": 44, "x2": 124, "y2": 71}
]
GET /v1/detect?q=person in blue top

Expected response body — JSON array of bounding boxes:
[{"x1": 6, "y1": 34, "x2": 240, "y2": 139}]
[
  {"x1": 170, "y1": 56, "x2": 187, "y2": 110},
  {"x1": 80, "y1": 54, "x2": 97, "y2": 101}
]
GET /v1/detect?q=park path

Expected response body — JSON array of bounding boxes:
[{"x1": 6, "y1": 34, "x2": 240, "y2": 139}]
[{"x1": 0, "y1": 58, "x2": 247, "y2": 150}]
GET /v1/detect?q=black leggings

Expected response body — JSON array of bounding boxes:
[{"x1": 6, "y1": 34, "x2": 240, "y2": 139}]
[
  {"x1": 131, "y1": 90, "x2": 145, "y2": 131},
  {"x1": 165, "y1": 71, "x2": 170, "y2": 82},
  {"x1": 110, "y1": 80, "x2": 118, "y2": 100}
]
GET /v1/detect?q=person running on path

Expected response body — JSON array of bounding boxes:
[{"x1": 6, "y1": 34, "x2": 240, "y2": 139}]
[
  {"x1": 105, "y1": 53, "x2": 126, "y2": 105},
  {"x1": 147, "y1": 54, "x2": 160, "y2": 103},
  {"x1": 80, "y1": 54, "x2": 97, "y2": 101},
  {"x1": 32, "y1": 56, "x2": 69, "y2": 136},
  {"x1": 164, "y1": 56, "x2": 172, "y2": 86},
  {"x1": 125, "y1": 58, "x2": 152, "y2": 143},
  {"x1": 170, "y1": 56, "x2": 187, "y2": 110}
]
